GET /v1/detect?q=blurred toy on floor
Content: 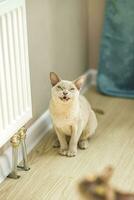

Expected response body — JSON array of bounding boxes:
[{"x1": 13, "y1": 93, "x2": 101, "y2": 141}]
[{"x1": 78, "y1": 166, "x2": 134, "y2": 200}]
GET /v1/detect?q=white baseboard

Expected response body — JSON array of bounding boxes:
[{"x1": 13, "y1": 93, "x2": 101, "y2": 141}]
[
  {"x1": 26, "y1": 110, "x2": 52, "y2": 153},
  {"x1": 0, "y1": 110, "x2": 52, "y2": 183},
  {"x1": 0, "y1": 68, "x2": 97, "y2": 184}
]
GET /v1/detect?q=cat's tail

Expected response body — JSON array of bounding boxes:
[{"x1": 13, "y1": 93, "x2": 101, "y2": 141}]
[{"x1": 93, "y1": 108, "x2": 104, "y2": 115}]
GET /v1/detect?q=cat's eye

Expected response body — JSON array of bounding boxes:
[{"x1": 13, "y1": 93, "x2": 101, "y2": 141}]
[
  {"x1": 57, "y1": 85, "x2": 63, "y2": 90},
  {"x1": 70, "y1": 88, "x2": 75, "y2": 91}
]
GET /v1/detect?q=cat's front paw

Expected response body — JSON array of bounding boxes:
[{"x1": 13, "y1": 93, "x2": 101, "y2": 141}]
[
  {"x1": 67, "y1": 149, "x2": 77, "y2": 157},
  {"x1": 58, "y1": 148, "x2": 68, "y2": 156}
]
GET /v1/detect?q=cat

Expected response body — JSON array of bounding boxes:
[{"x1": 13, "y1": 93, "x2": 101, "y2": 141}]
[
  {"x1": 79, "y1": 166, "x2": 134, "y2": 200},
  {"x1": 49, "y1": 72, "x2": 97, "y2": 157}
]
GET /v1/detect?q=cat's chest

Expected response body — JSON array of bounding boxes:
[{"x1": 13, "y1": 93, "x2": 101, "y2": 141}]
[
  {"x1": 53, "y1": 114, "x2": 77, "y2": 136},
  {"x1": 60, "y1": 125, "x2": 72, "y2": 136},
  {"x1": 53, "y1": 112, "x2": 77, "y2": 127},
  {"x1": 49, "y1": 99, "x2": 79, "y2": 130}
]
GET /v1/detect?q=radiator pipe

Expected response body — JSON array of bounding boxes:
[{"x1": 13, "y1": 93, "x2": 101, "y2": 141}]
[
  {"x1": 7, "y1": 134, "x2": 21, "y2": 179},
  {"x1": 17, "y1": 127, "x2": 30, "y2": 171}
]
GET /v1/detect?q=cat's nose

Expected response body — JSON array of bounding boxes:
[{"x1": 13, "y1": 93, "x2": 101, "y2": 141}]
[{"x1": 63, "y1": 91, "x2": 68, "y2": 96}]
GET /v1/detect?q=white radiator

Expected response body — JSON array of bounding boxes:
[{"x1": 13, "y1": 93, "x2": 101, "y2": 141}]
[{"x1": 0, "y1": 0, "x2": 32, "y2": 147}]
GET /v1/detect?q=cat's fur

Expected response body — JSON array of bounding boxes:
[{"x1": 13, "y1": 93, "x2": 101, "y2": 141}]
[
  {"x1": 79, "y1": 166, "x2": 134, "y2": 200},
  {"x1": 49, "y1": 72, "x2": 97, "y2": 157}
]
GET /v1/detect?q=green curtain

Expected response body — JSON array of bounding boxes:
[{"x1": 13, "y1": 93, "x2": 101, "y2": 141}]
[{"x1": 97, "y1": 0, "x2": 134, "y2": 98}]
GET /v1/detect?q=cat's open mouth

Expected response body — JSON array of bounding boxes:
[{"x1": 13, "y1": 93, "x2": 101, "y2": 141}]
[{"x1": 59, "y1": 96, "x2": 70, "y2": 102}]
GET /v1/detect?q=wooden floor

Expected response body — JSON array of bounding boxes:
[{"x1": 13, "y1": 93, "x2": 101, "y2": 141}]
[{"x1": 0, "y1": 87, "x2": 134, "y2": 200}]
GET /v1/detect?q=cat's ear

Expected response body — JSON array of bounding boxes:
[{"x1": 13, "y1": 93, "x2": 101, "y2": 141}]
[
  {"x1": 50, "y1": 72, "x2": 61, "y2": 86},
  {"x1": 73, "y1": 75, "x2": 86, "y2": 90}
]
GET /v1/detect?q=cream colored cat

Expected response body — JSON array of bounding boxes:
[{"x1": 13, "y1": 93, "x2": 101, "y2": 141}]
[{"x1": 49, "y1": 72, "x2": 97, "y2": 157}]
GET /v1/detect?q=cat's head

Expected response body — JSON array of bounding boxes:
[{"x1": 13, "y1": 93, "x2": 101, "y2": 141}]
[
  {"x1": 50, "y1": 72, "x2": 85, "y2": 103},
  {"x1": 78, "y1": 166, "x2": 114, "y2": 200}
]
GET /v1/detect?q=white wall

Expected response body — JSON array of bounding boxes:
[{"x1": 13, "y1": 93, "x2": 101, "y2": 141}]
[{"x1": 26, "y1": 0, "x2": 89, "y2": 122}]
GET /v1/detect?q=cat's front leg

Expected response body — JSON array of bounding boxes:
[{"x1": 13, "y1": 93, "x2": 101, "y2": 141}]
[
  {"x1": 55, "y1": 127, "x2": 68, "y2": 156},
  {"x1": 67, "y1": 125, "x2": 82, "y2": 157}
]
